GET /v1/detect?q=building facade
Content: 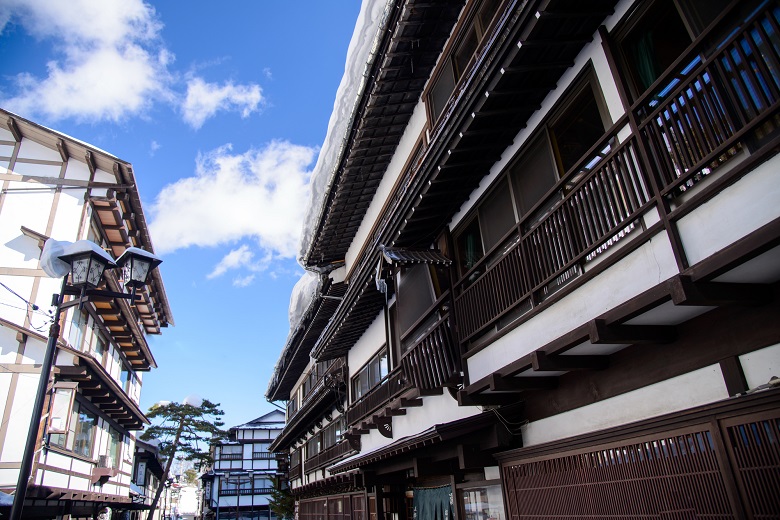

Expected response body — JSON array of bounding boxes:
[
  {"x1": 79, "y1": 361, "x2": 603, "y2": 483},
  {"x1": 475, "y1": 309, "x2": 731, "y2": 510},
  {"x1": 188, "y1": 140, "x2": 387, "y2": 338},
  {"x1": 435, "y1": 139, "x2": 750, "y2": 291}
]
[
  {"x1": 0, "y1": 109, "x2": 173, "y2": 518},
  {"x1": 201, "y1": 410, "x2": 285, "y2": 520},
  {"x1": 267, "y1": 0, "x2": 780, "y2": 518}
]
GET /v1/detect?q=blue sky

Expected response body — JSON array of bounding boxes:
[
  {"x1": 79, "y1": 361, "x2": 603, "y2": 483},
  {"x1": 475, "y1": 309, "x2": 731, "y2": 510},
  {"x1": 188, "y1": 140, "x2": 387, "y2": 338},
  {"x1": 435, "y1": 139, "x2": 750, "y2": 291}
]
[{"x1": 0, "y1": 0, "x2": 362, "y2": 428}]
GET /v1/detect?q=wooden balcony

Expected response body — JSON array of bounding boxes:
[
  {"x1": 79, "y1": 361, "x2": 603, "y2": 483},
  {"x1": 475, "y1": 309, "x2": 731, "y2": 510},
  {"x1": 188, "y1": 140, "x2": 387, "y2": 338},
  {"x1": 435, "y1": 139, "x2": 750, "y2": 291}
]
[
  {"x1": 454, "y1": 126, "x2": 652, "y2": 345},
  {"x1": 400, "y1": 299, "x2": 461, "y2": 391},
  {"x1": 453, "y1": 1, "x2": 780, "y2": 348},
  {"x1": 289, "y1": 463, "x2": 302, "y2": 481},
  {"x1": 635, "y1": 1, "x2": 780, "y2": 197},
  {"x1": 304, "y1": 440, "x2": 357, "y2": 471},
  {"x1": 346, "y1": 368, "x2": 411, "y2": 428}
]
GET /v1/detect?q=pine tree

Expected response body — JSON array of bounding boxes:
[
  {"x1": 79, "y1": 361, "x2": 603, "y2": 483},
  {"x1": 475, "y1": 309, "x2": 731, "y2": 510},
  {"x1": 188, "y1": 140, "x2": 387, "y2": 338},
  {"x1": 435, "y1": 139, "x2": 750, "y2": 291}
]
[
  {"x1": 140, "y1": 397, "x2": 226, "y2": 519},
  {"x1": 268, "y1": 476, "x2": 295, "y2": 520}
]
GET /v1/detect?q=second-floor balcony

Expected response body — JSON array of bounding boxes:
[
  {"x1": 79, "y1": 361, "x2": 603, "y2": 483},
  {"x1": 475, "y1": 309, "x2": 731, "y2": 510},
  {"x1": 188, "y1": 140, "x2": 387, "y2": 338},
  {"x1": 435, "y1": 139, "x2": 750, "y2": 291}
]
[
  {"x1": 346, "y1": 367, "x2": 411, "y2": 428},
  {"x1": 452, "y1": 0, "x2": 780, "y2": 350},
  {"x1": 400, "y1": 292, "x2": 461, "y2": 391}
]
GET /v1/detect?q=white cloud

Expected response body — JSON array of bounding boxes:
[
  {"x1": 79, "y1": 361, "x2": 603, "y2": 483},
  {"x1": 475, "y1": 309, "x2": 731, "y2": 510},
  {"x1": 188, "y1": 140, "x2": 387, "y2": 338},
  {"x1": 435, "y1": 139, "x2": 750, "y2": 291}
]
[
  {"x1": 150, "y1": 140, "x2": 161, "y2": 156},
  {"x1": 149, "y1": 141, "x2": 316, "y2": 260},
  {"x1": 182, "y1": 77, "x2": 264, "y2": 129},
  {"x1": 232, "y1": 274, "x2": 256, "y2": 288},
  {"x1": 0, "y1": 0, "x2": 171, "y2": 122},
  {"x1": 207, "y1": 245, "x2": 254, "y2": 279},
  {"x1": 0, "y1": 0, "x2": 265, "y2": 128}
]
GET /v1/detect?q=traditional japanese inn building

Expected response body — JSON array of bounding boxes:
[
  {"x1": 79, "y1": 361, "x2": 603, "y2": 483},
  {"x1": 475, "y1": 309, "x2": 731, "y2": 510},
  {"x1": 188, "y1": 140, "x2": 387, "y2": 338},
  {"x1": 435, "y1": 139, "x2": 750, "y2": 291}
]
[
  {"x1": 0, "y1": 109, "x2": 173, "y2": 518},
  {"x1": 268, "y1": 0, "x2": 780, "y2": 518}
]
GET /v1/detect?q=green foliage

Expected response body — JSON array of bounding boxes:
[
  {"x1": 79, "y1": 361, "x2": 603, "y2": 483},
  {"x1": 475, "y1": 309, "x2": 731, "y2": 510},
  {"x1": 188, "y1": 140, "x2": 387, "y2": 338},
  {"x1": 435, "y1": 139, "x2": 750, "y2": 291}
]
[
  {"x1": 182, "y1": 468, "x2": 199, "y2": 486},
  {"x1": 268, "y1": 476, "x2": 295, "y2": 520},
  {"x1": 140, "y1": 399, "x2": 226, "y2": 468}
]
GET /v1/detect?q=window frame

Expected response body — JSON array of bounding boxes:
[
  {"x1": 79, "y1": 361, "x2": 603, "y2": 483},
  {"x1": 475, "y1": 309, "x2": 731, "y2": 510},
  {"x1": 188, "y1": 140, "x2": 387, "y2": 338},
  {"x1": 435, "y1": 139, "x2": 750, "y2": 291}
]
[
  {"x1": 424, "y1": 0, "x2": 505, "y2": 125},
  {"x1": 451, "y1": 65, "x2": 610, "y2": 279},
  {"x1": 351, "y1": 346, "x2": 390, "y2": 402}
]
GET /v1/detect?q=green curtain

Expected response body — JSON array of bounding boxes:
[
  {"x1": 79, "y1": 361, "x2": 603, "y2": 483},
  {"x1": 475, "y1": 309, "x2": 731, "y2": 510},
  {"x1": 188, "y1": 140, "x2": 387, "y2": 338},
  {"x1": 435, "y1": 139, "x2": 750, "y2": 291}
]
[
  {"x1": 632, "y1": 31, "x2": 658, "y2": 90},
  {"x1": 413, "y1": 486, "x2": 454, "y2": 520}
]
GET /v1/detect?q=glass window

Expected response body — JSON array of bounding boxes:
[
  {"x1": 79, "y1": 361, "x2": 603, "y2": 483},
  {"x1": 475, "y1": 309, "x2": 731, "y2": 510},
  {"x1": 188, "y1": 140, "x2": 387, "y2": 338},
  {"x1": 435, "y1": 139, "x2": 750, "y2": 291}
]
[
  {"x1": 460, "y1": 485, "x2": 505, "y2": 520},
  {"x1": 456, "y1": 217, "x2": 485, "y2": 277},
  {"x1": 479, "y1": 181, "x2": 517, "y2": 253},
  {"x1": 509, "y1": 134, "x2": 558, "y2": 219},
  {"x1": 72, "y1": 401, "x2": 97, "y2": 458},
  {"x1": 352, "y1": 347, "x2": 389, "y2": 401},
  {"x1": 428, "y1": 0, "x2": 502, "y2": 123},
  {"x1": 94, "y1": 332, "x2": 107, "y2": 360},
  {"x1": 550, "y1": 85, "x2": 607, "y2": 175},
  {"x1": 108, "y1": 426, "x2": 122, "y2": 468},
  {"x1": 68, "y1": 310, "x2": 88, "y2": 350},
  {"x1": 619, "y1": 0, "x2": 692, "y2": 95}
]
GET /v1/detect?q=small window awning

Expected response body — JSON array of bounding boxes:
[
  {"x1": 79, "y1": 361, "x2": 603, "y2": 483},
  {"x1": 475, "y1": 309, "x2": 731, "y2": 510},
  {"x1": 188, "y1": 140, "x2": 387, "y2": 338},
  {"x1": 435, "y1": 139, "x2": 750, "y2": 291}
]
[
  {"x1": 329, "y1": 412, "x2": 495, "y2": 474},
  {"x1": 380, "y1": 246, "x2": 452, "y2": 266}
]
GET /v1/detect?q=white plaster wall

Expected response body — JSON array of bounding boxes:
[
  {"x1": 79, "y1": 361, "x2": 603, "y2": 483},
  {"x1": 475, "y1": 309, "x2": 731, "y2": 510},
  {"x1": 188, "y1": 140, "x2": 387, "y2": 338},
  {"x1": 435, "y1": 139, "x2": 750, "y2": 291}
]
[
  {"x1": 356, "y1": 392, "x2": 479, "y2": 458},
  {"x1": 522, "y1": 365, "x2": 730, "y2": 446},
  {"x1": 740, "y1": 343, "x2": 780, "y2": 390},
  {"x1": 345, "y1": 100, "x2": 428, "y2": 277},
  {"x1": 0, "y1": 324, "x2": 20, "y2": 364},
  {"x1": 1, "y1": 371, "x2": 38, "y2": 460},
  {"x1": 468, "y1": 234, "x2": 678, "y2": 382},
  {"x1": 0, "y1": 143, "x2": 14, "y2": 156},
  {"x1": 0, "y1": 275, "x2": 34, "y2": 326},
  {"x1": 18, "y1": 334, "x2": 46, "y2": 365},
  {"x1": 51, "y1": 187, "x2": 88, "y2": 241},
  {"x1": 347, "y1": 311, "x2": 386, "y2": 377},
  {"x1": 17, "y1": 139, "x2": 61, "y2": 163},
  {"x1": 677, "y1": 159, "x2": 780, "y2": 265}
]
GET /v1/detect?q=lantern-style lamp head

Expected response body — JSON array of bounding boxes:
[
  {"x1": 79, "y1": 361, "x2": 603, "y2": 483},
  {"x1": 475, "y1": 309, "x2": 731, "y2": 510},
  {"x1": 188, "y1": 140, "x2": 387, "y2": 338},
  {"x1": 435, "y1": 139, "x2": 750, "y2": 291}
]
[
  {"x1": 116, "y1": 247, "x2": 162, "y2": 289},
  {"x1": 58, "y1": 240, "x2": 116, "y2": 290}
]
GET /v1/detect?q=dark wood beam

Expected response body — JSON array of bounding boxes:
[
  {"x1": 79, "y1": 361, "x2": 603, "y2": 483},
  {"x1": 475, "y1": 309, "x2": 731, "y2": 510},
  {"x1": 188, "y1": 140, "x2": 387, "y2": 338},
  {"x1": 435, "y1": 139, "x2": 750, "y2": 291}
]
[
  {"x1": 531, "y1": 351, "x2": 609, "y2": 371},
  {"x1": 589, "y1": 319, "x2": 677, "y2": 345},
  {"x1": 56, "y1": 139, "x2": 69, "y2": 162},
  {"x1": 400, "y1": 397, "x2": 423, "y2": 408},
  {"x1": 456, "y1": 390, "x2": 518, "y2": 407},
  {"x1": 489, "y1": 373, "x2": 558, "y2": 392},
  {"x1": 6, "y1": 117, "x2": 22, "y2": 142},
  {"x1": 669, "y1": 276, "x2": 773, "y2": 307}
]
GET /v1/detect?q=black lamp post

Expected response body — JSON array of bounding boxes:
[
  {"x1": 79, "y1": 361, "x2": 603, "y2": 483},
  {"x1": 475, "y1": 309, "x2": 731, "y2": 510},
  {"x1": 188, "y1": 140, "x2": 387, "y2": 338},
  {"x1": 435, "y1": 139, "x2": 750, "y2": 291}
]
[{"x1": 10, "y1": 240, "x2": 161, "y2": 520}]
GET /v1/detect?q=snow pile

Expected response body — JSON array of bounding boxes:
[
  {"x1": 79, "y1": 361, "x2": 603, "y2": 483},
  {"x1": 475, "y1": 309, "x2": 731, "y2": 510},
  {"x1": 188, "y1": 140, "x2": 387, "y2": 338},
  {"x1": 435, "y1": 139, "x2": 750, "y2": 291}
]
[
  {"x1": 298, "y1": 0, "x2": 395, "y2": 266},
  {"x1": 288, "y1": 271, "x2": 321, "y2": 336}
]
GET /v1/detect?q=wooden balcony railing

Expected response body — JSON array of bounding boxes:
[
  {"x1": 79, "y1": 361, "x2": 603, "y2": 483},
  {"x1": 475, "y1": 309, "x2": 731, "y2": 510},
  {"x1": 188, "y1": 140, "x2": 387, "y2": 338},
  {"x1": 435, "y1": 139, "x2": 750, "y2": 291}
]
[
  {"x1": 219, "y1": 453, "x2": 242, "y2": 461},
  {"x1": 304, "y1": 440, "x2": 356, "y2": 471},
  {"x1": 220, "y1": 488, "x2": 274, "y2": 496},
  {"x1": 454, "y1": 127, "x2": 651, "y2": 344},
  {"x1": 636, "y1": 1, "x2": 780, "y2": 197},
  {"x1": 346, "y1": 368, "x2": 410, "y2": 427},
  {"x1": 288, "y1": 357, "x2": 347, "y2": 424},
  {"x1": 400, "y1": 306, "x2": 460, "y2": 391},
  {"x1": 252, "y1": 452, "x2": 275, "y2": 460},
  {"x1": 289, "y1": 463, "x2": 302, "y2": 481}
]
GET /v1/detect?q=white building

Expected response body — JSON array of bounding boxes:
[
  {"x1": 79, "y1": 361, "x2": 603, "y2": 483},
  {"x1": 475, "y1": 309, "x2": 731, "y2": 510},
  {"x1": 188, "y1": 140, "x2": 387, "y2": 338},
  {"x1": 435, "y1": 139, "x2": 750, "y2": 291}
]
[
  {"x1": 268, "y1": 0, "x2": 780, "y2": 518},
  {"x1": 201, "y1": 410, "x2": 285, "y2": 520},
  {"x1": 0, "y1": 109, "x2": 173, "y2": 518}
]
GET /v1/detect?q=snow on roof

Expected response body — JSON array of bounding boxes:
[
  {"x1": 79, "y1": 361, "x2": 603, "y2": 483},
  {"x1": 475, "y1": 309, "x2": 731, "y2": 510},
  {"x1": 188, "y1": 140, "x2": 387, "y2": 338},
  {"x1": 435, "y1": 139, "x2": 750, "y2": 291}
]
[
  {"x1": 288, "y1": 271, "x2": 321, "y2": 335},
  {"x1": 266, "y1": 272, "x2": 321, "y2": 397},
  {"x1": 298, "y1": 0, "x2": 395, "y2": 266}
]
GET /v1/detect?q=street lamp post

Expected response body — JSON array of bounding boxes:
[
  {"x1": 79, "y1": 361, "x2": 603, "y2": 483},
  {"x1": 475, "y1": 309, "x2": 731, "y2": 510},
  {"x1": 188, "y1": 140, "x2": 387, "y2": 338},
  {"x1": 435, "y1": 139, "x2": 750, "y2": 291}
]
[{"x1": 10, "y1": 240, "x2": 162, "y2": 520}]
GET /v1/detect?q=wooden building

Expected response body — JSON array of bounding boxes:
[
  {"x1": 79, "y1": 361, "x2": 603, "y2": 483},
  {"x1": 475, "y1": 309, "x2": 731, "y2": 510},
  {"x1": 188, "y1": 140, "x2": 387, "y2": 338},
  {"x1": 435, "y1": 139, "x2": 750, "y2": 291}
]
[
  {"x1": 0, "y1": 109, "x2": 173, "y2": 518},
  {"x1": 267, "y1": 0, "x2": 780, "y2": 518},
  {"x1": 201, "y1": 410, "x2": 286, "y2": 520}
]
